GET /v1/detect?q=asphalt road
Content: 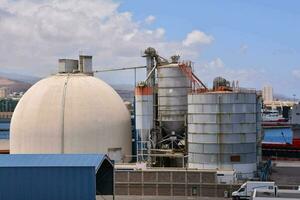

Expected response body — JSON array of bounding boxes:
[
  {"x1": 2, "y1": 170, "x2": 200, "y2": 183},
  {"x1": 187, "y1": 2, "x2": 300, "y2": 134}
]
[
  {"x1": 97, "y1": 196, "x2": 229, "y2": 200},
  {"x1": 271, "y1": 161, "x2": 300, "y2": 186}
]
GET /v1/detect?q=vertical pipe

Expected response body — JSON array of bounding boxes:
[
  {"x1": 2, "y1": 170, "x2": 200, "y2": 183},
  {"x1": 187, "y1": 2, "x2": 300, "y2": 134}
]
[
  {"x1": 113, "y1": 160, "x2": 115, "y2": 200},
  {"x1": 145, "y1": 57, "x2": 154, "y2": 86},
  {"x1": 79, "y1": 56, "x2": 83, "y2": 72},
  {"x1": 217, "y1": 95, "x2": 221, "y2": 169},
  {"x1": 133, "y1": 68, "x2": 137, "y2": 162},
  {"x1": 134, "y1": 68, "x2": 137, "y2": 87},
  {"x1": 145, "y1": 55, "x2": 156, "y2": 166}
]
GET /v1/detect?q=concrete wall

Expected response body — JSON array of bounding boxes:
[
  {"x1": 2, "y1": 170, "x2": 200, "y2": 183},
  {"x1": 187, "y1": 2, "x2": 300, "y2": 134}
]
[{"x1": 115, "y1": 170, "x2": 240, "y2": 197}]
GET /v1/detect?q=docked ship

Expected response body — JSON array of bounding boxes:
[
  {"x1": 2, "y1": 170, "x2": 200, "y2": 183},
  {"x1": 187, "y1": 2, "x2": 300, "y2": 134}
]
[
  {"x1": 262, "y1": 106, "x2": 300, "y2": 160},
  {"x1": 262, "y1": 109, "x2": 288, "y2": 126}
]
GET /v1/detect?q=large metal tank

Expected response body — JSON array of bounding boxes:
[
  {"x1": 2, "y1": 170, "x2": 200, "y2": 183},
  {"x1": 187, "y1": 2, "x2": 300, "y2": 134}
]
[
  {"x1": 10, "y1": 58, "x2": 131, "y2": 162},
  {"x1": 135, "y1": 86, "x2": 153, "y2": 161},
  {"x1": 188, "y1": 91, "x2": 259, "y2": 179},
  {"x1": 157, "y1": 63, "x2": 191, "y2": 137}
]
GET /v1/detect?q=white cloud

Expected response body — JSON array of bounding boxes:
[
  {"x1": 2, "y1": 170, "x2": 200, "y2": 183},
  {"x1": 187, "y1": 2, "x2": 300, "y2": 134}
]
[
  {"x1": 195, "y1": 58, "x2": 265, "y2": 89},
  {"x1": 145, "y1": 15, "x2": 156, "y2": 24},
  {"x1": 292, "y1": 69, "x2": 300, "y2": 79},
  {"x1": 240, "y1": 44, "x2": 248, "y2": 54},
  {"x1": 182, "y1": 30, "x2": 213, "y2": 46},
  {"x1": 204, "y1": 57, "x2": 224, "y2": 69},
  {"x1": 154, "y1": 28, "x2": 165, "y2": 38},
  {"x1": 0, "y1": 0, "x2": 213, "y2": 85}
]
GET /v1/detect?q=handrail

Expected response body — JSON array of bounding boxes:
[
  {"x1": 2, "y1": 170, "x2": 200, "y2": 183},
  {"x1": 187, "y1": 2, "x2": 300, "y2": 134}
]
[{"x1": 178, "y1": 62, "x2": 208, "y2": 92}]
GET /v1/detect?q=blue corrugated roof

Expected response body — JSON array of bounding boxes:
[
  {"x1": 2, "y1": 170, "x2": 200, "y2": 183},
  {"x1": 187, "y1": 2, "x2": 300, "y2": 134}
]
[{"x1": 0, "y1": 154, "x2": 110, "y2": 169}]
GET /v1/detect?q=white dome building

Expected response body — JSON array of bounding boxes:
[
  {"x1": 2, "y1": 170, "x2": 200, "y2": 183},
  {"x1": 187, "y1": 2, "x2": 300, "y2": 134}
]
[{"x1": 10, "y1": 56, "x2": 131, "y2": 162}]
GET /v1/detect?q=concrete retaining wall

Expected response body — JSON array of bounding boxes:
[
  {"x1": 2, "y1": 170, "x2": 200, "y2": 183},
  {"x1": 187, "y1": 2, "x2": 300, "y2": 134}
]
[{"x1": 115, "y1": 170, "x2": 240, "y2": 197}]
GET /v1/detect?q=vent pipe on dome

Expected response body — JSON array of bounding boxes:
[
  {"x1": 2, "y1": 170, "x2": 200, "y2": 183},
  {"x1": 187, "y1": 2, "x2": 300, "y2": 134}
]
[
  {"x1": 58, "y1": 59, "x2": 79, "y2": 73},
  {"x1": 79, "y1": 55, "x2": 93, "y2": 76}
]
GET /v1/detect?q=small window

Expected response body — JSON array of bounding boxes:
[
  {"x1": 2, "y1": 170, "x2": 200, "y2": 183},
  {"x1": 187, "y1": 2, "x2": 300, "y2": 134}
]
[
  {"x1": 238, "y1": 187, "x2": 245, "y2": 192},
  {"x1": 230, "y1": 155, "x2": 241, "y2": 162}
]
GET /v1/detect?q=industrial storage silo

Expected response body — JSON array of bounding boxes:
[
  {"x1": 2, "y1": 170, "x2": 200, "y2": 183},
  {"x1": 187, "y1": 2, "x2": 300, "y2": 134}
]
[
  {"x1": 10, "y1": 56, "x2": 131, "y2": 162},
  {"x1": 188, "y1": 91, "x2": 258, "y2": 178},
  {"x1": 157, "y1": 63, "x2": 191, "y2": 142},
  {"x1": 135, "y1": 85, "x2": 153, "y2": 161}
]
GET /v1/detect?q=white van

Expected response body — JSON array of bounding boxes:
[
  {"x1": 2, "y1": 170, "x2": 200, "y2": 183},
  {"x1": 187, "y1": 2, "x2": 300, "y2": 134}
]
[{"x1": 232, "y1": 181, "x2": 275, "y2": 200}]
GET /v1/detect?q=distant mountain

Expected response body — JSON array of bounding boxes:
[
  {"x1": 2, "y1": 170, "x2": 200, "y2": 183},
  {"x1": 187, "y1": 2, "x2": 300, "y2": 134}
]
[
  {"x1": 0, "y1": 71, "x2": 41, "y2": 84},
  {"x1": 0, "y1": 71, "x2": 135, "y2": 100},
  {"x1": 111, "y1": 84, "x2": 134, "y2": 91},
  {"x1": 274, "y1": 93, "x2": 298, "y2": 101},
  {"x1": 111, "y1": 84, "x2": 134, "y2": 103},
  {"x1": 0, "y1": 76, "x2": 32, "y2": 93}
]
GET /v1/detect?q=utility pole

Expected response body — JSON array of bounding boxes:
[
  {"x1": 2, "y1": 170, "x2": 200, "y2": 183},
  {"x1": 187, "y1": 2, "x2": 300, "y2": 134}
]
[{"x1": 293, "y1": 94, "x2": 296, "y2": 103}]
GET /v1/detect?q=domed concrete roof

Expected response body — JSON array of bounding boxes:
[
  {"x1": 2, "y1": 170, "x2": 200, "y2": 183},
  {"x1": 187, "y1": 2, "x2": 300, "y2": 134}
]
[{"x1": 10, "y1": 73, "x2": 131, "y2": 160}]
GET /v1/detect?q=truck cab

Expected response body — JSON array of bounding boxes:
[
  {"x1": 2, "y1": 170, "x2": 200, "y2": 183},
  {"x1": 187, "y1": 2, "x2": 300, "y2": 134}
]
[{"x1": 232, "y1": 183, "x2": 248, "y2": 200}]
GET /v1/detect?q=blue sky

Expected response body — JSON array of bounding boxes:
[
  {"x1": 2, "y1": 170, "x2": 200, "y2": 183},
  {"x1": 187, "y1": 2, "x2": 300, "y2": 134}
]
[
  {"x1": 118, "y1": 0, "x2": 300, "y2": 97},
  {"x1": 0, "y1": 0, "x2": 299, "y2": 98}
]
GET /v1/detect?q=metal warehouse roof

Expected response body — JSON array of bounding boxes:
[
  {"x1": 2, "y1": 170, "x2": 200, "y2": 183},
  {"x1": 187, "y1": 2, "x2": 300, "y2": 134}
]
[{"x1": 0, "y1": 154, "x2": 111, "y2": 170}]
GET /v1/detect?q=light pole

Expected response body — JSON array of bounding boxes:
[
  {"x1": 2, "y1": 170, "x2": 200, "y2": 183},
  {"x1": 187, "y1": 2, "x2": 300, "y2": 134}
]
[{"x1": 293, "y1": 94, "x2": 296, "y2": 103}]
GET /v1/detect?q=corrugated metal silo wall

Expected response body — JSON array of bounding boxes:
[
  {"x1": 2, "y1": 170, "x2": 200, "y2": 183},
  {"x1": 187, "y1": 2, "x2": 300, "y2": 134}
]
[
  {"x1": 187, "y1": 92, "x2": 258, "y2": 178},
  {"x1": 157, "y1": 64, "x2": 191, "y2": 135},
  {"x1": 0, "y1": 167, "x2": 95, "y2": 200}
]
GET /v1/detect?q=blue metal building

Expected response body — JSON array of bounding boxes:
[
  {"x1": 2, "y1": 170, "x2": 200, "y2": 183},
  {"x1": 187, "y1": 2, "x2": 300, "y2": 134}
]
[
  {"x1": 0, "y1": 118, "x2": 10, "y2": 154},
  {"x1": 0, "y1": 118, "x2": 10, "y2": 139},
  {"x1": 0, "y1": 154, "x2": 114, "y2": 200}
]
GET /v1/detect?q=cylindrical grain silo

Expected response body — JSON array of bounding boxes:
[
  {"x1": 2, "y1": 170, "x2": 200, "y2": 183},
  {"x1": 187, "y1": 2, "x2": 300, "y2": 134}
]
[
  {"x1": 135, "y1": 85, "x2": 153, "y2": 162},
  {"x1": 188, "y1": 91, "x2": 258, "y2": 179},
  {"x1": 157, "y1": 63, "x2": 191, "y2": 139}
]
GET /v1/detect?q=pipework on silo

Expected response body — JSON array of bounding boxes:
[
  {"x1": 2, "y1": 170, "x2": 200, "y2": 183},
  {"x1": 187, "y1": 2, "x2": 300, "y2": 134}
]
[
  {"x1": 133, "y1": 48, "x2": 262, "y2": 178},
  {"x1": 133, "y1": 47, "x2": 211, "y2": 167}
]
